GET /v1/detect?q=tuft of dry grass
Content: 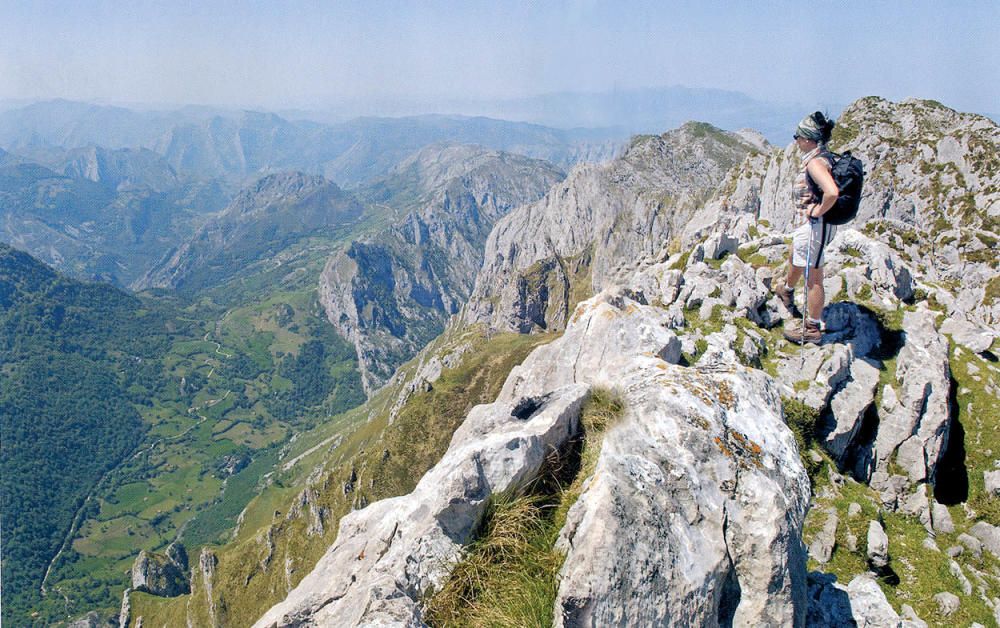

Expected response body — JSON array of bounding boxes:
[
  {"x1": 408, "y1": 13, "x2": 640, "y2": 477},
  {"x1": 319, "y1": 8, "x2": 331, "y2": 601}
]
[{"x1": 424, "y1": 388, "x2": 624, "y2": 627}]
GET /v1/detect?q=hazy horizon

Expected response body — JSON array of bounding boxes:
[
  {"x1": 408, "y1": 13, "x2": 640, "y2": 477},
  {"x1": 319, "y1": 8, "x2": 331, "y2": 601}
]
[{"x1": 2, "y1": 1, "x2": 997, "y2": 118}]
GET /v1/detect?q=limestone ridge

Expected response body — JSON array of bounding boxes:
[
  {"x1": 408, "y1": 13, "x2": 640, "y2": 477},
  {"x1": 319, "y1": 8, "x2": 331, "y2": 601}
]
[
  {"x1": 318, "y1": 144, "x2": 564, "y2": 394},
  {"x1": 255, "y1": 280, "x2": 811, "y2": 626},
  {"x1": 128, "y1": 98, "x2": 999, "y2": 627},
  {"x1": 136, "y1": 171, "x2": 365, "y2": 291},
  {"x1": 464, "y1": 122, "x2": 761, "y2": 333}
]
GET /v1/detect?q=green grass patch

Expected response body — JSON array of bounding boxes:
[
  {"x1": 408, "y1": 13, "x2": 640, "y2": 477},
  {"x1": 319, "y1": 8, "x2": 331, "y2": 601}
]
[{"x1": 781, "y1": 397, "x2": 823, "y2": 482}]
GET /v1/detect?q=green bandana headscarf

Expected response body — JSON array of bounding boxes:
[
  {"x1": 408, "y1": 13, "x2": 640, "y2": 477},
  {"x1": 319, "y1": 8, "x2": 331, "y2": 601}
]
[{"x1": 795, "y1": 114, "x2": 824, "y2": 142}]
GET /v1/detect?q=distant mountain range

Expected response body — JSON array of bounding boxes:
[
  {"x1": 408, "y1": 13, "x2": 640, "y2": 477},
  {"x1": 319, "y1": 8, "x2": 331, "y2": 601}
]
[
  {"x1": 277, "y1": 86, "x2": 834, "y2": 144},
  {"x1": 0, "y1": 101, "x2": 620, "y2": 187}
]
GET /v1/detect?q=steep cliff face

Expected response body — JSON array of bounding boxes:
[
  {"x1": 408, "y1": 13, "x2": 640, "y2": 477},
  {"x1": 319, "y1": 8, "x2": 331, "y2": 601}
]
[
  {"x1": 464, "y1": 122, "x2": 762, "y2": 333},
  {"x1": 61, "y1": 145, "x2": 180, "y2": 191},
  {"x1": 318, "y1": 144, "x2": 564, "y2": 394},
  {"x1": 137, "y1": 171, "x2": 366, "y2": 292}
]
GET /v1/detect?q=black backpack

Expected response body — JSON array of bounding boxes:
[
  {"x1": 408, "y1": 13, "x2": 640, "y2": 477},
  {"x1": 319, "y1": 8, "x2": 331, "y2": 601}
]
[{"x1": 807, "y1": 151, "x2": 865, "y2": 225}]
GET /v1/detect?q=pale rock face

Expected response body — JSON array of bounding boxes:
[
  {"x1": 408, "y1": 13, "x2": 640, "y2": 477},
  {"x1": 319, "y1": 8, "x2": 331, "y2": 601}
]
[
  {"x1": 958, "y1": 532, "x2": 984, "y2": 559},
  {"x1": 985, "y1": 470, "x2": 1000, "y2": 496},
  {"x1": 940, "y1": 317, "x2": 997, "y2": 354},
  {"x1": 934, "y1": 591, "x2": 961, "y2": 616},
  {"x1": 253, "y1": 384, "x2": 590, "y2": 627},
  {"x1": 465, "y1": 123, "x2": 758, "y2": 333},
  {"x1": 824, "y1": 229, "x2": 915, "y2": 304},
  {"x1": 867, "y1": 520, "x2": 890, "y2": 570},
  {"x1": 808, "y1": 508, "x2": 839, "y2": 564},
  {"x1": 199, "y1": 549, "x2": 219, "y2": 628},
  {"x1": 970, "y1": 521, "x2": 1000, "y2": 558},
  {"x1": 318, "y1": 145, "x2": 563, "y2": 394},
  {"x1": 823, "y1": 358, "x2": 879, "y2": 463},
  {"x1": 118, "y1": 589, "x2": 131, "y2": 628},
  {"x1": 932, "y1": 500, "x2": 956, "y2": 534},
  {"x1": 66, "y1": 611, "x2": 104, "y2": 628},
  {"x1": 129, "y1": 544, "x2": 189, "y2": 597},
  {"x1": 869, "y1": 309, "x2": 952, "y2": 507},
  {"x1": 553, "y1": 360, "x2": 809, "y2": 627}
]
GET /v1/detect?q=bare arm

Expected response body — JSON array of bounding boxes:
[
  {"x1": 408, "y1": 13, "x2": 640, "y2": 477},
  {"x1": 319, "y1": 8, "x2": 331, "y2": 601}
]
[{"x1": 807, "y1": 158, "x2": 838, "y2": 217}]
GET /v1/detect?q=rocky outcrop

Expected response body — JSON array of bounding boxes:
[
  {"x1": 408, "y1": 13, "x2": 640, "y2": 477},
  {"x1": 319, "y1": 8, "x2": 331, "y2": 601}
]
[
  {"x1": 66, "y1": 611, "x2": 104, "y2": 628},
  {"x1": 465, "y1": 122, "x2": 761, "y2": 333},
  {"x1": 867, "y1": 310, "x2": 952, "y2": 508},
  {"x1": 319, "y1": 145, "x2": 563, "y2": 393},
  {"x1": 129, "y1": 543, "x2": 190, "y2": 597},
  {"x1": 807, "y1": 573, "x2": 925, "y2": 627},
  {"x1": 199, "y1": 548, "x2": 219, "y2": 627},
  {"x1": 254, "y1": 384, "x2": 590, "y2": 627},
  {"x1": 552, "y1": 361, "x2": 808, "y2": 626},
  {"x1": 255, "y1": 284, "x2": 810, "y2": 626}
]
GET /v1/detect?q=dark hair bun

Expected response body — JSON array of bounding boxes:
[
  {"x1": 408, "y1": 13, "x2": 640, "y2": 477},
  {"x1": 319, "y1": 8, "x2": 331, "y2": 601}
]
[{"x1": 811, "y1": 111, "x2": 835, "y2": 142}]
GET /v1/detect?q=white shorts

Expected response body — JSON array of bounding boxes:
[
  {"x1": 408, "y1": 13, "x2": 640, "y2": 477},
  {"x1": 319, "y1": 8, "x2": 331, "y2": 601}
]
[{"x1": 791, "y1": 219, "x2": 837, "y2": 269}]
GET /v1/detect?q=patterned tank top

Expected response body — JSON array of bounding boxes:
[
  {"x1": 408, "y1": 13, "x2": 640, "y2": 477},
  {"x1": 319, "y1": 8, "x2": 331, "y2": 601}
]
[{"x1": 791, "y1": 147, "x2": 830, "y2": 227}]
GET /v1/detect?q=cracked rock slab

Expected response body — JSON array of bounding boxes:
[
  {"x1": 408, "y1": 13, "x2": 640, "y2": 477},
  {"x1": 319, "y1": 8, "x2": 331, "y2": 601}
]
[{"x1": 554, "y1": 360, "x2": 810, "y2": 626}]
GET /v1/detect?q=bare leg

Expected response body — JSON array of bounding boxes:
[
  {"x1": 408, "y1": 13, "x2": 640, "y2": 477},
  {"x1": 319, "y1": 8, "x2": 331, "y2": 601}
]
[
  {"x1": 807, "y1": 267, "x2": 825, "y2": 321},
  {"x1": 785, "y1": 264, "x2": 803, "y2": 289},
  {"x1": 784, "y1": 246, "x2": 804, "y2": 287}
]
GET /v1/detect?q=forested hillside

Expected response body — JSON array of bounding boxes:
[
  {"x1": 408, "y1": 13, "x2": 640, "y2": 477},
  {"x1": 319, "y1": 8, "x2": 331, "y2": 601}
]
[
  {"x1": 1, "y1": 243, "x2": 175, "y2": 622},
  {"x1": 0, "y1": 244, "x2": 366, "y2": 626}
]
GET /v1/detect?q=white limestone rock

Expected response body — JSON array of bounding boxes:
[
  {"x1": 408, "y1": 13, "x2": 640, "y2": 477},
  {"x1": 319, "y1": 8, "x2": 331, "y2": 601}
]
[
  {"x1": 253, "y1": 384, "x2": 591, "y2": 628},
  {"x1": 554, "y1": 361, "x2": 810, "y2": 626},
  {"x1": 869, "y1": 310, "x2": 952, "y2": 506},
  {"x1": 823, "y1": 358, "x2": 880, "y2": 463},
  {"x1": 807, "y1": 573, "x2": 921, "y2": 627},
  {"x1": 984, "y1": 469, "x2": 1000, "y2": 496},
  {"x1": 931, "y1": 500, "x2": 955, "y2": 534},
  {"x1": 941, "y1": 317, "x2": 997, "y2": 354},
  {"x1": 958, "y1": 532, "x2": 984, "y2": 559},
  {"x1": 867, "y1": 520, "x2": 890, "y2": 570},
  {"x1": 465, "y1": 124, "x2": 758, "y2": 334},
  {"x1": 970, "y1": 521, "x2": 1000, "y2": 559},
  {"x1": 934, "y1": 591, "x2": 960, "y2": 616},
  {"x1": 809, "y1": 509, "x2": 839, "y2": 564},
  {"x1": 826, "y1": 229, "x2": 915, "y2": 303}
]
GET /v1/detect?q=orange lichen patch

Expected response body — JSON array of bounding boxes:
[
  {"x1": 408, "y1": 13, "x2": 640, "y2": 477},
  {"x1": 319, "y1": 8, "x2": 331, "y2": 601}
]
[
  {"x1": 714, "y1": 436, "x2": 734, "y2": 458},
  {"x1": 600, "y1": 308, "x2": 619, "y2": 320},
  {"x1": 624, "y1": 303, "x2": 641, "y2": 315},
  {"x1": 715, "y1": 380, "x2": 737, "y2": 410},
  {"x1": 716, "y1": 427, "x2": 765, "y2": 471},
  {"x1": 656, "y1": 362, "x2": 669, "y2": 370},
  {"x1": 569, "y1": 302, "x2": 593, "y2": 325}
]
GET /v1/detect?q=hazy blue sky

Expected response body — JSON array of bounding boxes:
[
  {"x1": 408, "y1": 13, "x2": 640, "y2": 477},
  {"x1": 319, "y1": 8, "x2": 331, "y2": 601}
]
[{"x1": 1, "y1": 0, "x2": 997, "y2": 113}]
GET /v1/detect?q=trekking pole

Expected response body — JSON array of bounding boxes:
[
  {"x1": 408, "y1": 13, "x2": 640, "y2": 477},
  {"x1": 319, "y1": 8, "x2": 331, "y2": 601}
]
[{"x1": 800, "y1": 217, "x2": 815, "y2": 367}]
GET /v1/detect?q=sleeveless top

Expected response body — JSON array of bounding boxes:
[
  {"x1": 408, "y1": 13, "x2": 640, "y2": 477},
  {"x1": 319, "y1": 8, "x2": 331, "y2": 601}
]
[{"x1": 791, "y1": 147, "x2": 830, "y2": 227}]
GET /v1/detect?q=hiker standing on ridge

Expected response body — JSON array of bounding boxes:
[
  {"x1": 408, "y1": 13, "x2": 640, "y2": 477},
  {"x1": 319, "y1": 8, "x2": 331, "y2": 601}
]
[{"x1": 775, "y1": 112, "x2": 839, "y2": 344}]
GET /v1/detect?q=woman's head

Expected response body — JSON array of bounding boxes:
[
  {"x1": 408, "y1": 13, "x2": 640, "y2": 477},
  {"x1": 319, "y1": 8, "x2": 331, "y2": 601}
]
[{"x1": 794, "y1": 111, "x2": 835, "y2": 149}]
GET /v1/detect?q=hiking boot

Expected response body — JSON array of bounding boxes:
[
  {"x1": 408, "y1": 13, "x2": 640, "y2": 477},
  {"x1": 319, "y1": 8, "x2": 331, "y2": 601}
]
[
  {"x1": 773, "y1": 283, "x2": 802, "y2": 318},
  {"x1": 784, "y1": 319, "x2": 823, "y2": 345}
]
